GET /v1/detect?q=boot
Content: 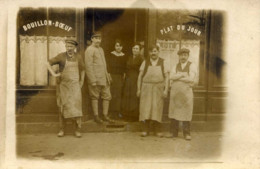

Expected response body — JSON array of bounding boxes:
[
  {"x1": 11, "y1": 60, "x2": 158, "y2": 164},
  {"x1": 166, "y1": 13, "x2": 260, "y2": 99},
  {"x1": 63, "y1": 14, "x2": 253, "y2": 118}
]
[
  {"x1": 172, "y1": 119, "x2": 179, "y2": 137},
  {"x1": 183, "y1": 121, "x2": 191, "y2": 141},
  {"x1": 102, "y1": 100, "x2": 115, "y2": 123},
  {"x1": 103, "y1": 115, "x2": 116, "y2": 123},
  {"x1": 94, "y1": 116, "x2": 104, "y2": 124},
  {"x1": 141, "y1": 120, "x2": 150, "y2": 137},
  {"x1": 92, "y1": 100, "x2": 103, "y2": 124}
]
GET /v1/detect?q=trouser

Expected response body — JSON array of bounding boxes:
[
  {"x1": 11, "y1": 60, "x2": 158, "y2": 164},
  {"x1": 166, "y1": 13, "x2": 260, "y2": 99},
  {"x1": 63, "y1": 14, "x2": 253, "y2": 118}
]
[
  {"x1": 59, "y1": 113, "x2": 81, "y2": 132},
  {"x1": 170, "y1": 119, "x2": 191, "y2": 136},
  {"x1": 182, "y1": 121, "x2": 191, "y2": 136},
  {"x1": 169, "y1": 119, "x2": 179, "y2": 137},
  {"x1": 142, "y1": 120, "x2": 161, "y2": 133}
]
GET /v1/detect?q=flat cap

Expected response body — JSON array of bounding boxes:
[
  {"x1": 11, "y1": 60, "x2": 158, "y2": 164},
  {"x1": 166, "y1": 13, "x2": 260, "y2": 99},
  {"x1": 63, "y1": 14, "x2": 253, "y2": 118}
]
[
  {"x1": 65, "y1": 37, "x2": 78, "y2": 46},
  {"x1": 177, "y1": 48, "x2": 190, "y2": 55},
  {"x1": 91, "y1": 31, "x2": 102, "y2": 38}
]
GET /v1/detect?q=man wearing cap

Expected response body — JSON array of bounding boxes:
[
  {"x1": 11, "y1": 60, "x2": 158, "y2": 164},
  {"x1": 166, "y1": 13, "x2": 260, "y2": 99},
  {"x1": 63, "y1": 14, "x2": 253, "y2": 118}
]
[
  {"x1": 85, "y1": 32, "x2": 114, "y2": 124},
  {"x1": 166, "y1": 48, "x2": 197, "y2": 140},
  {"x1": 46, "y1": 37, "x2": 85, "y2": 138}
]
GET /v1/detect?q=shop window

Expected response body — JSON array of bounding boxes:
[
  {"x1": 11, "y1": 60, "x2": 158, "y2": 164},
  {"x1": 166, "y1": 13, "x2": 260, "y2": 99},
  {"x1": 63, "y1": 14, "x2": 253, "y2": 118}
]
[
  {"x1": 17, "y1": 8, "x2": 76, "y2": 87},
  {"x1": 156, "y1": 10, "x2": 207, "y2": 86}
]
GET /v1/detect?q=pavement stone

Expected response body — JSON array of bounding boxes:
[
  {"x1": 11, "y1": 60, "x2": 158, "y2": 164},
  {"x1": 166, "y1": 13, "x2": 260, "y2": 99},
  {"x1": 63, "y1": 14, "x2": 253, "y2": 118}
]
[{"x1": 17, "y1": 132, "x2": 222, "y2": 162}]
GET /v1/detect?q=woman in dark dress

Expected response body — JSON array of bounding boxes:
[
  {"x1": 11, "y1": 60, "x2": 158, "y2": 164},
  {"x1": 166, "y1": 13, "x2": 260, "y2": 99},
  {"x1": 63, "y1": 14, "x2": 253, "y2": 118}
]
[
  {"x1": 121, "y1": 42, "x2": 143, "y2": 121},
  {"x1": 107, "y1": 39, "x2": 127, "y2": 119}
]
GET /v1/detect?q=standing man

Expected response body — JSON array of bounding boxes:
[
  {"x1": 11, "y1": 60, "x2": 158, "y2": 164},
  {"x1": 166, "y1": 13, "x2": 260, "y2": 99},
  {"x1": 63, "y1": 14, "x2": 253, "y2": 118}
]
[
  {"x1": 167, "y1": 48, "x2": 197, "y2": 140},
  {"x1": 137, "y1": 45, "x2": 169, "y2": 137},
  {"x1": 85, "y1": 31, "x2": 114, "y2": 124},
  {"x1": 46, "y1": 37, "x2": 85, "y2": 138}
]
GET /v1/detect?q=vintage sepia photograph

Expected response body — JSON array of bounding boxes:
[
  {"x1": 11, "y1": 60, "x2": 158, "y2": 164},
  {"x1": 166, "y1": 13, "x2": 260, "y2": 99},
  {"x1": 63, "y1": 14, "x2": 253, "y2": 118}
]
[
  {"x1": 1, "y1": 0, "x2": 260, "y2": 168},
  {"x1": 15, "y1": 7, "x2": 226, "y2": 161}
]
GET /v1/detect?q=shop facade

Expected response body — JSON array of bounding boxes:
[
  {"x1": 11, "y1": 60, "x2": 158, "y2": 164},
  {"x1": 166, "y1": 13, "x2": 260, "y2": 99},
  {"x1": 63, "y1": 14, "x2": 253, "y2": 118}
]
[{"x1": 16, "y1": 8, "x2": 227, "y2": 130}]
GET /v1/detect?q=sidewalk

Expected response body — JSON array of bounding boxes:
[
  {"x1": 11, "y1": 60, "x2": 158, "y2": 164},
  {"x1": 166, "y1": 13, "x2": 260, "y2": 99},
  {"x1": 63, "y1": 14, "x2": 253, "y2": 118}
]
[{"x1": 17, "y1": 132, "x2": 222, "y2": 162}]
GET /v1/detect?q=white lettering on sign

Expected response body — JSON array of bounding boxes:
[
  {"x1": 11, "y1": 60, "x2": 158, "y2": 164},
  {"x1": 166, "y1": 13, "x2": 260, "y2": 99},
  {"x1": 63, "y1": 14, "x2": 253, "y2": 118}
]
[
  {"x1": 160, "y1": 24, "x2": 202, "y2": 37},
  {"x1": 186, "y1": 25, "x2": 201, "y2": 36},
  {"x1": 22, "y1": 20, "x2": 73, "y2": 32}
]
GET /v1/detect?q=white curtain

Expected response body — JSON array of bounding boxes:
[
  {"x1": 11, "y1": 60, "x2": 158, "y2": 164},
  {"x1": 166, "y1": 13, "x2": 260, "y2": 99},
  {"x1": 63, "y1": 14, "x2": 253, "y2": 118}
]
[
  {"x1": 48, "y1": 36, "x2": 66, "y2": 86},
  {"x1": 19, "y1": 36, "x2": 66, "y2": 86},
  {"x1": 157, "y1": 39, "x2": 180, "y2": 70},
  {"x1": 20, "y1": 36, "x2": 48, "y2": 86},
  {"x1": 157, "y1": 39, "x2": 200, "y2": 82}
]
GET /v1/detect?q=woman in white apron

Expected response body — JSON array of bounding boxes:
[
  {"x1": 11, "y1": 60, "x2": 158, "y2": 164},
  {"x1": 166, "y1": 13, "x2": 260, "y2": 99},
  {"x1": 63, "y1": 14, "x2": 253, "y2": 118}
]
[
  {"x1": 167, "y1": 48, "x2": 196, "y2": 140},
  {"x1": 47, "y1": 38, "x2": 85, "y2": 138},
  {"x1": 137, "y1": 45, "x2": 169, "y2": 137}
]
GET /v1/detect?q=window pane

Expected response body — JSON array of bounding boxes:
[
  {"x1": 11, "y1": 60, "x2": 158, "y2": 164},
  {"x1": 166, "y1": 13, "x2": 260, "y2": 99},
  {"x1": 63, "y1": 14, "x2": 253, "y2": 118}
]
[{"x1": 156, "y1": 10, "x2": 207, "y2": 85}]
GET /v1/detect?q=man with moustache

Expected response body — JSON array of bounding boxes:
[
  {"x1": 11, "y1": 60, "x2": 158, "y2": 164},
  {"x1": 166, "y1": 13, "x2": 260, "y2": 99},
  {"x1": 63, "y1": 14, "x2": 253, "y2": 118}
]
[
  {"x1": 46, "y1": 37, "x2": 85, "y2": 138},
  {"x1": 137, "y1": 44, "x2": 169, "y2": 137},
  {"x1": 85, "y1": 31, "x2": 114, "y2": 124},
  {"x1": 167, "y1": 48, "x2": 197, "y2": 140}
]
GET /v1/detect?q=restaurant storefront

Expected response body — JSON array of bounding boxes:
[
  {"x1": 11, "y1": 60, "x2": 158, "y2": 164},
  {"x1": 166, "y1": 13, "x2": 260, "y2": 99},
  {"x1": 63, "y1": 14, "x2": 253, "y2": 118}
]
[{"x1": 16, "y1": 8, "x2": 227, "y2": 130}]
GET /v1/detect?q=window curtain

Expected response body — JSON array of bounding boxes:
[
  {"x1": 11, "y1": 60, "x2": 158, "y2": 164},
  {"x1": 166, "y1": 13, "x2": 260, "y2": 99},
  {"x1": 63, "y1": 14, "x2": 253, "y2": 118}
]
[
  {"x1": 19, "y1": 35, "x2": 66, "y2": 86},
  {"x1": 48, "y1": 36, "x2": 66, "y2": 86},
  {"x1": 157, "y1": 39, "x2": 180, "y2": 70},
  {"x1": 157, "y1": 39, "x2": 200, "y2": 81},
  {"x1": 20, "y1": 36, "x2": 48, "y2": 86}
]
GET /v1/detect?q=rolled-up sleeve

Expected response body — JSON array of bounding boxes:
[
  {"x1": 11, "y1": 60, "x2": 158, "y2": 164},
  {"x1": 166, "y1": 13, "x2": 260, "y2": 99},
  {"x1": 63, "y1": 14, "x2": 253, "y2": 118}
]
[
  {"x1": 163, "y1": 60, "x2": 170, "y2": 73},
  {"x1": 189, "y1": 63, "x2": 197, "y2": 81},
  {"x1": 49, "y1": 54, "x2": 62, "y2": 66},
  {"x1": 85, "y1": 47, "x2": 96, "y2": 84}
]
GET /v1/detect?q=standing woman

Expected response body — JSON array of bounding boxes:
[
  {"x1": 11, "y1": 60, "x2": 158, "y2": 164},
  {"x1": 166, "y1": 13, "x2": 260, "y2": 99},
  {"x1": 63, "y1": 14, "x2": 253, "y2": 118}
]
[
  {"x1": 107, "y1": 39, "x2": 127, "y2": 120},
  {"x1": 137, "y1": 45, "x2": 169, "y2": 137},
  {"x1": 121, "y1": 42, "x2": 143, "y2": 121}
]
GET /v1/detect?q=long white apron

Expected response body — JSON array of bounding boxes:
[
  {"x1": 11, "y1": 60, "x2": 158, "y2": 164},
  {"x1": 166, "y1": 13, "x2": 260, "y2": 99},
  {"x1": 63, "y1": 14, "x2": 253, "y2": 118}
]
[
  {"x1": 169, "y1": 72, "x2": 193, "y2": 121},
  {"x1": 139, "y1": 65, "x2": 164, "y2": 122},
  {"x1": 58, "y1": 60, "x2": 83, "y2": 118}
]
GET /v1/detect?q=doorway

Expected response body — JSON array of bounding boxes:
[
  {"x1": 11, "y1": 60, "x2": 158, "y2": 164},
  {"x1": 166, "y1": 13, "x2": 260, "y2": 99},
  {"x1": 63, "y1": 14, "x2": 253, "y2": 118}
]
[{"x1": 84, "y1": 8, "x2": 147, "y2": 56}]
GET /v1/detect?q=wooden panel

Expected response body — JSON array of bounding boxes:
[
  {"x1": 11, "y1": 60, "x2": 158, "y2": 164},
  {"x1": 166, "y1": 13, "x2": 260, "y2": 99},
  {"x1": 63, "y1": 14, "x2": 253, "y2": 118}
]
[
  {"x1": 193, "y1": 97, "x2": 206, "y2": 114},
  {"x1": 16, "y1": 87, "x2": 90, "y2": 115},
  {"x1": 18, "y1": 96, "x2": 59, "y2": 114},
  {"x1": 210, "y1": 97, "x2": 227, "y2": 114},
  {"x1": 207, "y1": 97, "x2": 227, "y2": 114}
]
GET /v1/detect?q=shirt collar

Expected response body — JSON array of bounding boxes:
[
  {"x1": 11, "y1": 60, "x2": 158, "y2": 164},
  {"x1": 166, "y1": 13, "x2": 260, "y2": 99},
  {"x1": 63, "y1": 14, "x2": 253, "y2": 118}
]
[
  {"x1": 150, "y1": 58, "x2": 159, "y2": 64},
  {"x1": 111, "y1": 51, "x2": 125, "y2": 56}
]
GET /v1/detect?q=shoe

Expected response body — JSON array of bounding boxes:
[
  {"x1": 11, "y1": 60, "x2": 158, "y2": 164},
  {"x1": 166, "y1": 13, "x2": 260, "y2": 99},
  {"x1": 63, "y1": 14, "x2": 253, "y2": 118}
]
[
  {"x1": 141, "y1": 132, "x2": 148, "y2": 137},
  {"x1": 164, "y1": 132, "x2": 174, "y2": 138},
  {"x1": 184, "y1": 134, "x2": 191, "y2": 141},
  {"x1": 155, "y1": 132, "x2": 163, "y2": 137},
  {"x1": 75, "y1": 131, "x2": 82, "y2": 138},
  {"x1": 94, "y1": 116, "x2": 104, "y2": 124},
  {"x1": 57, "y1": 130, "x2": 64, "y2": 137},
  {"x1": 183, "y1": 121, "x2": 191, "y2": 141},
  {"x1": 103, "y1": 116, "x2": 115, "y2": 123}
]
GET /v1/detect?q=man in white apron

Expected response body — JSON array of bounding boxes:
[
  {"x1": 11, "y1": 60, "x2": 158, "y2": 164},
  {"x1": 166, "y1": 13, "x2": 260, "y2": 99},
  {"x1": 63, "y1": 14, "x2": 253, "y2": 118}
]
[
  {"x1": 137, "y1": 45, "x2": 169, "y2": 137},
  {"x1": 46, "y1": 37, "x2": 85, "y2": 138},
  {"x1": 167, "y1": 48, "x2": 197, "y2": 140},
  {"x1": 85, "y1": 32, "x2": 114, "y2": 124}
]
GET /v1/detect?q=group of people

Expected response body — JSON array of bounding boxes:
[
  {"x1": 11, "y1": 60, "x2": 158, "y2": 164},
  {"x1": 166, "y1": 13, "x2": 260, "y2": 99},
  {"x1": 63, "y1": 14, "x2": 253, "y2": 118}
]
[{"x1": 46, "y1": 31, "x2": 197, "y2": 141}]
